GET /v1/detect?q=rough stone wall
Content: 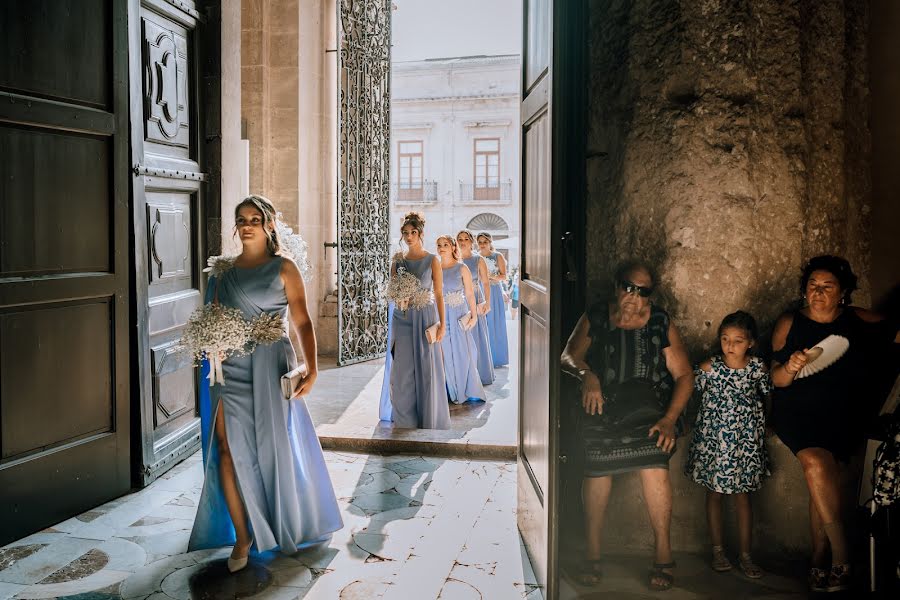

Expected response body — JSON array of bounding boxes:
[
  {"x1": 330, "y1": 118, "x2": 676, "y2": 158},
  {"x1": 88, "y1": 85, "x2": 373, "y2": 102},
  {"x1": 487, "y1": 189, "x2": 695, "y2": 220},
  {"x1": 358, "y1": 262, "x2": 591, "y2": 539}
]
[{"x1": 584, "y1": 0, "x2": 871, "y2": 557}]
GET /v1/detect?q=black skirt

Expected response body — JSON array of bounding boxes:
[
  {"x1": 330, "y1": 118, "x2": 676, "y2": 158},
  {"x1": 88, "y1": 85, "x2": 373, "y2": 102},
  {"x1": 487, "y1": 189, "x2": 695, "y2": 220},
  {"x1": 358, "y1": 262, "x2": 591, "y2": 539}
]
[{"x1": 580, "y1": 379, "x2": 676, "y2": 477}]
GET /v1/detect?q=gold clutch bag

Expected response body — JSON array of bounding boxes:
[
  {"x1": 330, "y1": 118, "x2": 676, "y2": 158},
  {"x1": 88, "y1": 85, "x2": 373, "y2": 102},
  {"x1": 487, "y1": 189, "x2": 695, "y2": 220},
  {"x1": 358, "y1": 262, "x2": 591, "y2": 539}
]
[
  {"x1": 457, "y1": 311, "x2": 476, "y2": 331},
  {"x1": 424, "y1": 323, "x2": 439, "y2": 344},
  {"x1": 280, "y1": 363, "x2": 308, "y2": 399}
]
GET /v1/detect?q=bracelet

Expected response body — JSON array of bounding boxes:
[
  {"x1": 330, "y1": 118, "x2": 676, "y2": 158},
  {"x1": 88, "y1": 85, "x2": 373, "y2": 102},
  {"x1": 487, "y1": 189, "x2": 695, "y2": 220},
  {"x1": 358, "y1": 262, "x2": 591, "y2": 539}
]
[{"x1": 577, "y1": 368, "x2": 593, "y2": 381}]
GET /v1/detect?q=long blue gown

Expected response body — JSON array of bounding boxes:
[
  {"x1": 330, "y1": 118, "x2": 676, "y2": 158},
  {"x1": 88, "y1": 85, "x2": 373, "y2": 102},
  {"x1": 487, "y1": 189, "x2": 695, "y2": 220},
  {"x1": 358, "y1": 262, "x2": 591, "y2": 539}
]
[
  {"x1": 379, "y1": 253, "x2": 450, "y2": 429},
  {"x1": 188, "y1": 257, "x2": 343, "y2": 554},
  {"x1": 440, "y1": 263, "x2": 486, "y2": 403},
  {"x1": 483, "y1": 251, "x2": 509, "y2": 367},
  {"x1": 461, "y1": 255, "x2": 496, "y2": 385}
]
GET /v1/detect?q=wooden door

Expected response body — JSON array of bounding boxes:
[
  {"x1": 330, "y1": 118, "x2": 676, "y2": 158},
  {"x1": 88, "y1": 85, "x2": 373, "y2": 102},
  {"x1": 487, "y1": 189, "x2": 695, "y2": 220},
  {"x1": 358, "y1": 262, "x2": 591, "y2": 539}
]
[
  {"x1": 129, "y1": 0, "x2": 207, "y2": 485},
  {"x1": 0, "y1": 0, "x2": 132, "y2": 544},
  {"x1": 517, "y1": 0, "x2": 585, "y2": 597}
]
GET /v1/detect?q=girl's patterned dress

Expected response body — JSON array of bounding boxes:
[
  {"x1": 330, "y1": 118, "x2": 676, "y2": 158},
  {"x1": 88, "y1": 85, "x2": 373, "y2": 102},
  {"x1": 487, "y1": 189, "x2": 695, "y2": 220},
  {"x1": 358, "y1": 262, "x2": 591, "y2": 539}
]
[{"x1": 684, "y1": 356, "x2": 772, "y2": 494}]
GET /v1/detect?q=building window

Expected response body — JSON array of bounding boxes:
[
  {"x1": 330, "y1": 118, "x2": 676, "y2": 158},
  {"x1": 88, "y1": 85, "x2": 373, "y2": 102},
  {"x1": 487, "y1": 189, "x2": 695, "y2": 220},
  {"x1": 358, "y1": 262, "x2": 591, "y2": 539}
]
[
  {"x1": 473, "y1": 138, "x2": 500, "y2": 200},
  {"x1": 398, "y1": 141, "x2": 423, "y2": 201}
]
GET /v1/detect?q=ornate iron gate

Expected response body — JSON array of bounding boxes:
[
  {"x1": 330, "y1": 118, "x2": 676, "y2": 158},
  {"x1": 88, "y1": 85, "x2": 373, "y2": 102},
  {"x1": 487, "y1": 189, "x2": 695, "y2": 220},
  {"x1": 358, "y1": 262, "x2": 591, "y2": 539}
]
[{"x1": 337, "y1": 0, "x2": 391, "y2": 366}]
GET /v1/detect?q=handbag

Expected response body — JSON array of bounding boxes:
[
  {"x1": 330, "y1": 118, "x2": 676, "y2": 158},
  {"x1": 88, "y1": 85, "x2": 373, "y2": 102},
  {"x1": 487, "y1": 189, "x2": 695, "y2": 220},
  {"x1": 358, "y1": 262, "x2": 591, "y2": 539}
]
[
  {"x1": 424, "y1": 323, "x2": 439, "y2": 344},
  {"x1": 280, "y1": 363, "x2": 308, "y2": 399},
  {"x1": 457, "y1": 311, "x2": 476, "y2": 331},
  {"x1": 582, "y1": 379, "x2": 680, "y2": 437}
]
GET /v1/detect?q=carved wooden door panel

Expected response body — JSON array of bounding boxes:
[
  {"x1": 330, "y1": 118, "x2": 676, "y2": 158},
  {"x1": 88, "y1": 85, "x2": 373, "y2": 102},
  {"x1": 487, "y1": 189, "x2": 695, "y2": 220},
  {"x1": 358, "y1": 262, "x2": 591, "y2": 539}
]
[
  {"x1": 517, "y1": 1, "x2": 585, "y2": 598},
  {"x1": 129, "y1": 0, "x2": 207, "y2": 485},
  {"x1": 0, "y1": 0, "x2": 132, "y2": 544}
]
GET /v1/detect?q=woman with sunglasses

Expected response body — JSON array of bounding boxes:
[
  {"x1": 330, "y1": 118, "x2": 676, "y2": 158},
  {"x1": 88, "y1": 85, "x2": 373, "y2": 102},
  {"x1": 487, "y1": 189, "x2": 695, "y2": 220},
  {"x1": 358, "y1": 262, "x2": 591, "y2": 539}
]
[{"x1": 561, "y1": 260, "x2": 694, "y2": 590}]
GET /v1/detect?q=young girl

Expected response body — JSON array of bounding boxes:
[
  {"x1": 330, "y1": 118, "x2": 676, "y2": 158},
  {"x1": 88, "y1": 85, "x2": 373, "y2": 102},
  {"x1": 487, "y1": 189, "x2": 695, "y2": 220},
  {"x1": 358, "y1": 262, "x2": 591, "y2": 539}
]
[
  {"x1": 379, "y1": 212, "x2": 450, "y2": 429},
  {"x1": 684, "y1": 311, "x2": 771, "y2": 579},
  {"x1": 456, "y1": 229, "x2": 495, "y2": 385},
  {"x1": 477, "y1": 232, "x2": 509, "y2": 367},
  {"x1": 436, "y1": 235, "x2": 486, "y2": 404}
]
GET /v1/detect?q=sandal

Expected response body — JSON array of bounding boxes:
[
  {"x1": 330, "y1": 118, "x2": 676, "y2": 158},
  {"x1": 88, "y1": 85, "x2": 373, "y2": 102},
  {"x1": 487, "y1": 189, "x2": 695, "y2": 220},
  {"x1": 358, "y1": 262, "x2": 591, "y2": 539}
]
[
  {"x1": 738, "y1": 553, "x2": 763, "y2": 579},
  {"x1": 825, "y1": 564, "x2": 850, "y2": 592},
  {"x1": 808, "y1": 567, "x2": 828, "y2": 592},
  {"x1": 649, "y1": 561, "x2": 675, "y2": 591},
  {"x1": 576, "y1": 559, "x2": 603, "y2": 586},
  {"x1": 711, "y1": 546, "x2": 732, "y2": 572}
]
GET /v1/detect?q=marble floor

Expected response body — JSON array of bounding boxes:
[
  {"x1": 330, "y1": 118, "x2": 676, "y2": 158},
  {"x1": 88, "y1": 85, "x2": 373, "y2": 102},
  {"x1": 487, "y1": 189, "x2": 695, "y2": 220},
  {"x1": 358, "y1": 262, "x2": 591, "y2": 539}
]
[
  {"x1": 307, "y1": 319, "x2": 519, "y2": 458},
  {"x1": 0, "y1": 448, "x2": 817, "y2": 600},
  {"x1": 0, "y1": 451, "x2": 540, "y2": 600}
]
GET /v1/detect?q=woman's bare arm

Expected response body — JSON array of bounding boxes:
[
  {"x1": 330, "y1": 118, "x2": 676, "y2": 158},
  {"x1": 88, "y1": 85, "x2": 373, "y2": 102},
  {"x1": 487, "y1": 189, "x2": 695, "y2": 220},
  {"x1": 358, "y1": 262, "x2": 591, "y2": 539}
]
[{"x1": 282, "y1": 258, "x2": 317, "y2": 395}]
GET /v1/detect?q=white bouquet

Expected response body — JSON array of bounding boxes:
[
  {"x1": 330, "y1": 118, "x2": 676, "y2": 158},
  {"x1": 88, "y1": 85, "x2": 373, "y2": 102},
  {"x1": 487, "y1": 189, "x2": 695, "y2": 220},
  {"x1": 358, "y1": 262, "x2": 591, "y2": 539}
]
[
  {"x1": 482, "y1": 256, "x2": 500, "y2": 280},
  {"x1": 248, "y1": 311, "x2": 286, "y2": 345},
  {"x1": 180, "y1": 304, "x2": 251, "y2": 385},
  {"x1": 386, "y1": 264, "x2": 433, "y2": 311}
]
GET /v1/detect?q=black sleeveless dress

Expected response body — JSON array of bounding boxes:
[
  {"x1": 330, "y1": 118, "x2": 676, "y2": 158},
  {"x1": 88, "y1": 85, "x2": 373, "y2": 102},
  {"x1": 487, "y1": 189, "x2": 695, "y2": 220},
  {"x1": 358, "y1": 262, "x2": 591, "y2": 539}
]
[
  {"x1": 771, "y1": 308, "x2": 892, "y2": 461},
  {"x1": 580, "y1": 302, "x2": 677, "y2": 477}
]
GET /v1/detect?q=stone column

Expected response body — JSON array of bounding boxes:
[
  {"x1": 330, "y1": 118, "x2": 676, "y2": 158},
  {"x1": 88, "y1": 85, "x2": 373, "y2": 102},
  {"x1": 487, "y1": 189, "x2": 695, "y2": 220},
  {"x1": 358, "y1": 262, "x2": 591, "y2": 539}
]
[
  {"x1": 220, "y1": 0, "x2": 243, "y2": 255},
  {"x1": 241, "y1": 0, "x2": 338, "y2": 353}
]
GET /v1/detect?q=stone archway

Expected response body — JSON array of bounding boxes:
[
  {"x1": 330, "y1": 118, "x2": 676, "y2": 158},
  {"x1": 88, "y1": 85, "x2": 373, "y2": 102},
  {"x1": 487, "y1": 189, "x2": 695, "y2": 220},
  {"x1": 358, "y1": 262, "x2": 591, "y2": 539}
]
[{"x1": 466, "y1": 212, "x2": 510, "y2": 239}]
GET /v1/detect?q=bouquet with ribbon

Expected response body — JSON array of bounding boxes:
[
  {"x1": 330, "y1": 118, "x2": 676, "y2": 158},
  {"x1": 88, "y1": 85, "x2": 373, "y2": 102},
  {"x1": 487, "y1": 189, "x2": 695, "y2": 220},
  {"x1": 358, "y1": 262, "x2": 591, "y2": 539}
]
[{"x1": 180, "y1": 303, "x2": 251, "y2": 386}]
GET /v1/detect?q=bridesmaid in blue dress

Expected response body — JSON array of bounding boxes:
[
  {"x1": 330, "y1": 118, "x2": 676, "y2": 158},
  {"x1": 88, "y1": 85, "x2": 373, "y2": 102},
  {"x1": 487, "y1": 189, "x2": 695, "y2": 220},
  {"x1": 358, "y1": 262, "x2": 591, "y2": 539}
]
[
  {"x1": 477, "y1": 232, "x2": 510, "y2": 367},
  {"x1": 189, "y1": 196, "x2": 342, "y2": 572},
  {"x1": 456, "y1": 229, "x2": 495, "y2": 385},
  {"x1": 436, "y1": 235, "x2": 486, "y2": 403},
  {"x1": 380, "y1": 212, "x2": 451, "y2": 429}
]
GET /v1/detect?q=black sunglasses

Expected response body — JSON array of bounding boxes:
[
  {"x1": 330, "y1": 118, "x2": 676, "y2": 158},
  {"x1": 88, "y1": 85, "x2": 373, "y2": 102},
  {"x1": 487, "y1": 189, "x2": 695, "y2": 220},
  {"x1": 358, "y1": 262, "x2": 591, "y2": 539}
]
[{"x1": 618, "y1": 279, "x2": 653, "y2": 297}]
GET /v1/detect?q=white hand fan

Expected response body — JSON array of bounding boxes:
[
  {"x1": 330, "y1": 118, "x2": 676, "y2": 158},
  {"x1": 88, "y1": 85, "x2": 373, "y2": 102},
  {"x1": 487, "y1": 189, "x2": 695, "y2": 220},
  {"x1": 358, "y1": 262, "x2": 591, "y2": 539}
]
[{"x1": 795, "y1": 334, "x2": 849, "y2": 379}]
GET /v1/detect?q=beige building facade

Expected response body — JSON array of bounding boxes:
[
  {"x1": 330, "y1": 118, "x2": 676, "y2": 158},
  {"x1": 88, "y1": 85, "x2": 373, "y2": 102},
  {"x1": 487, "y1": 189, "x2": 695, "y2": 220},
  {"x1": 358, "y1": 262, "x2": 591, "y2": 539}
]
[{"x1": 390, "y1": 55, "x2": 521, "y2": 268}]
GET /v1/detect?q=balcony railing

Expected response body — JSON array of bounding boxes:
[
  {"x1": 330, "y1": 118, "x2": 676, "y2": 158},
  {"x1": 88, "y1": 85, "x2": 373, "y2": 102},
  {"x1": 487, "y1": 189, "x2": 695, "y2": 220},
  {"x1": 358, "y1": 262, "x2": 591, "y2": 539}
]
[
  {"x1": 457, "y1": 181, "x2": 513, "y2": 204},
  {"x1": 391, "y1": 181, "x2": 438, "y2": 204}
]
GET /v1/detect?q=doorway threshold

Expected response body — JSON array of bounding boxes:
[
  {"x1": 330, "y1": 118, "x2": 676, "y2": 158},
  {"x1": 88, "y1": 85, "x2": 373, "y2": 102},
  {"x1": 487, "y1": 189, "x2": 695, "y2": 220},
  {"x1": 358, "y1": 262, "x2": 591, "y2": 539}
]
[{"x1": 307, "y1": 322, "x2": 519, "y2": 460}]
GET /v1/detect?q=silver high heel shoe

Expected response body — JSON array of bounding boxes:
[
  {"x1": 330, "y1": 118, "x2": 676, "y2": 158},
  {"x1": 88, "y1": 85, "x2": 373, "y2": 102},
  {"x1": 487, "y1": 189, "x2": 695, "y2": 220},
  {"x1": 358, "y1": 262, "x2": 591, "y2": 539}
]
[{"x1": 227, "y1": 539, "x2": 252, "y2": 573}]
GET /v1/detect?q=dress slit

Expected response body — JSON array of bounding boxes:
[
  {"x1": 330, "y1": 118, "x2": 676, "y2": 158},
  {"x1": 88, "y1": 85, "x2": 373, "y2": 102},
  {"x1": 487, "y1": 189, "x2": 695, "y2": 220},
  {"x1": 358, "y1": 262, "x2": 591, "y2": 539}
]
[{"x1": 211, "y1": 398, "x2": 254, "y2": 543}]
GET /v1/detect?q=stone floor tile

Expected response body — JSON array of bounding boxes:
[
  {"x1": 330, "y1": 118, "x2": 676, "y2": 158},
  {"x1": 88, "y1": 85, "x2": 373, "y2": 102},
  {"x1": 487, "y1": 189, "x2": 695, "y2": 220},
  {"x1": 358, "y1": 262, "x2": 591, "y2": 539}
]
[
  {"x1": 0, "y1": 537, "x2": 98, "y2": 585},
  {"x1": 290, "y1": 561, "x2": 395, "y2": 599},
  {"x1": 123, "y1": 530, "x2": 190, "y2": 559},
  {"x1": 271, "y1": 566, "x2": 312, "y2": 588},
  {"x1": 337, "y1": 579, "x2": 391, "y2": 599},
  {"x1": 145, "y1": 505, "x2": 197, "y2": 522},
  {"x1": 159, "y1": 563, "x2": 204, "y2": 600},
  {"x1": 0, "y1": 582, "x2": 26, "y2": 600},
  {"x1": 439, "y1": 572, "x2": 495, "y2": 599},
  {"x1": 392, "y1": 473, "x2": 436, "y2": 501},
  {"x1": 0, "y1": 545, "x2": 46, "y2": 573},
  {"x1": 349, "y1": 491, "x2": 413, "y2": 515},
  {"x1": 65, "y1": 491, "x2": 183, "y2": 542},
  {"x1": 15, "y1": 570, "x2": 132, "y2": 600},
  {"x1": 351, "y1": 470, "x2": 402, "y2": 497},
  {"x1": 113, "y1": 518, "x2": 193, "y2": 540},
  {"x1": 388, "y1": 458, "x2": 444, "y2": 475},
  {"x1": 117, "y1": 554, "x2": 197, "y2": 599}
]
